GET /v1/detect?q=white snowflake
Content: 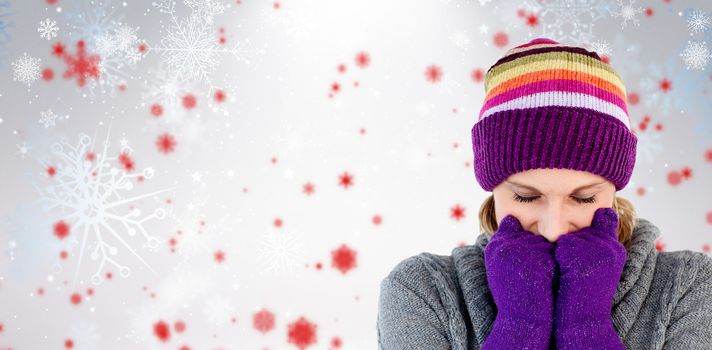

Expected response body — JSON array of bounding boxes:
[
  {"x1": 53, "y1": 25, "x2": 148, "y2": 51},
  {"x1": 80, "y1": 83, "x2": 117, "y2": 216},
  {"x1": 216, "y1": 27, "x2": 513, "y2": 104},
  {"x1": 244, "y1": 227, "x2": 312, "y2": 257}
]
[
  {"x1": 589, "y1": 39, "x2": 612, "y2": 58},
  {"x1": 203, "y1": 294, "x2": 235, "y2": 326},
  {"x1": 16, "y1": 141, "x2": 31, "y2": 159},
  {"x1": 39, "y1": 109, "x2": 59, "y2": 128},
  {"x1": 11, "y1": 52, "x2": 41, "y2": 87},
  {"x1": 479, "y1": 23, "x2": 489, "y2": 34},
  {"x1": 612, "y1": 0, "x2": 644, "y2": 29},
  {"x1": 185, "y1": 0, "x2": 229, "y2": 24},
  {"x1": 449, "y1": 30, "x2": 471, "y2": 49},
  {"x1": 687, "y1": 9, "x2": 711, "y2": 35},
  {"x1": 68, "y1": 320, "x2": 102, "y2": 350},
  {"x1": 155, "y1": 17, "x2": 221, "y2": 84},
  {"x1": 258, "y1": 230, "x2": 306, "y2": 276},
  {"x1": 635, "y1": 129, "x2": 663, "y2": 164},
  {"x1": 141, "y1": 63, "x2": 195, "y2": 123},
  {"x1": 149, "y1": 0, "x2": 262, "y2": 88},
  {"x1": 282, "y1": 9, "x2": 318, "y2": 43},
  {"x1": 435, "y1": 75, "x2": 462, "y2": 96},
  {"x1": 680, "y1": 40, "x2": 711, "y2": 71},
  {"x1": 32, "y1": 129, "x2": 173, "y2": 286},
  {"x1": 38, "y1": 18, "x2": 58, "y2": 40}
]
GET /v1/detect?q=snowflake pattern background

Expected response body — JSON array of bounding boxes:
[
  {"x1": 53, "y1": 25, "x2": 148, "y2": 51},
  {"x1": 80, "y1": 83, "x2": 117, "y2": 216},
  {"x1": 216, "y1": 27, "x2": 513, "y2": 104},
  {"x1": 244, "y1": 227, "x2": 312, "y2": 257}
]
[{"x1": 1, "y1": 0, "x2": 712, "y2": 348}]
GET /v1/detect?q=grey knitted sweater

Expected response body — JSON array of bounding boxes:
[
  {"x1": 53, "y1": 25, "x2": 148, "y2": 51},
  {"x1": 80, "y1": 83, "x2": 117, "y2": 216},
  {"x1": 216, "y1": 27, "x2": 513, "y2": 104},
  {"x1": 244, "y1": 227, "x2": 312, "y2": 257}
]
[{"x1": 377, "y1": 217, "x2": 712, "y2": 349}]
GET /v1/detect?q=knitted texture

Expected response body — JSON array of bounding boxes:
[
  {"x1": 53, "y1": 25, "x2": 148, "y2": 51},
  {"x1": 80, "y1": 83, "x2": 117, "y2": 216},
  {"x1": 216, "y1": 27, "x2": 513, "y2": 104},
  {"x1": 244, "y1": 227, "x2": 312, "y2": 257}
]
[
  {"x1": 554, "y1": 207, "x2": 627, "y2": 349},
  {"x1": 482, "y1": 214, "x2": 557, "y2": 349},
  {"x1": 471, "y1": 37, "x2": 638, "y2": 192},
  {"x1": 377, "y1": 217, "x2": 712, "y2": 349}
]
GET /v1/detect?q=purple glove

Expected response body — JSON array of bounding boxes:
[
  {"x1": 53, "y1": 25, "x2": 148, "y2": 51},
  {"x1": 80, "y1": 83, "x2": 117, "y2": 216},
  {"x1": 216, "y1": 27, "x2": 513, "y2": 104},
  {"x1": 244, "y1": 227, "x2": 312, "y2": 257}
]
[
  {"x1": 554, "y1": 207, "x2": 628, "y2": 349},
  {"x1": 482, "y1": 214, "x2": 556, "y2": 350}
]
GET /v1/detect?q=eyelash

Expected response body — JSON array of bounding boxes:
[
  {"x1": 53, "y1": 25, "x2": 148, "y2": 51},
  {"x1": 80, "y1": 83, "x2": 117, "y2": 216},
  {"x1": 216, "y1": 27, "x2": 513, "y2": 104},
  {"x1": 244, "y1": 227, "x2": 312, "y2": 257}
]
[{"x1": 512, "y1": 194, "x2": 597, "y2": 204}]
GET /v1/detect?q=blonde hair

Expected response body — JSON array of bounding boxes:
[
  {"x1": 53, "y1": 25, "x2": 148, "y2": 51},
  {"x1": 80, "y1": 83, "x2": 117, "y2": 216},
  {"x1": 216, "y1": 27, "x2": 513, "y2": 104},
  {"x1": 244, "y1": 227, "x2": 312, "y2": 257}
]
[{"x1": 477, "y1": 194, "x2": 638, "y2": 252}]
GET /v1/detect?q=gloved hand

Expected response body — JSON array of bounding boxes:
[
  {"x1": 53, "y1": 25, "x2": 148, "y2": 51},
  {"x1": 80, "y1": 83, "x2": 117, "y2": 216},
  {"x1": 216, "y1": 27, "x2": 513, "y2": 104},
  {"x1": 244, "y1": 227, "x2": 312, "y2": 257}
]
[
  {"x1": 554, "y1": 207, "x2": 628, "y2": 349},
  {"x1": 482, "y1": 214, "x2": 557, "y2": 350}
]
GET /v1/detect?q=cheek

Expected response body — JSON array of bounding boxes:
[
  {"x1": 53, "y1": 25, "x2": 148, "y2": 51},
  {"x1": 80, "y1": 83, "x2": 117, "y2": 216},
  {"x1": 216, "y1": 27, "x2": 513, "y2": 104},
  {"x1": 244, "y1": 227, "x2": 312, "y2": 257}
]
[{"x1": 493, "y1": 194, "x2": 520, "y2": 226}]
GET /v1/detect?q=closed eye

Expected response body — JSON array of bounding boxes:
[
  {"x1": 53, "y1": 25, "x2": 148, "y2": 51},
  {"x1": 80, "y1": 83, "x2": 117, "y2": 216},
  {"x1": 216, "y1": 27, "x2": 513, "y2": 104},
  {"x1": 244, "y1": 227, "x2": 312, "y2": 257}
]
[{"x1": 512, "y1": 194, "x2": 597, "y2": 204}]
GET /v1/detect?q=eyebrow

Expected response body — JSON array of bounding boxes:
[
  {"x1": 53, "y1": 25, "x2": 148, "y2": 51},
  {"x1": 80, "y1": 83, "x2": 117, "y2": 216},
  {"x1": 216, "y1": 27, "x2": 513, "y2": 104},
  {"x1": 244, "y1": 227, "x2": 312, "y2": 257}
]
[{"x1": 506, "y1": 180, "x2": 606, "y2": 194}]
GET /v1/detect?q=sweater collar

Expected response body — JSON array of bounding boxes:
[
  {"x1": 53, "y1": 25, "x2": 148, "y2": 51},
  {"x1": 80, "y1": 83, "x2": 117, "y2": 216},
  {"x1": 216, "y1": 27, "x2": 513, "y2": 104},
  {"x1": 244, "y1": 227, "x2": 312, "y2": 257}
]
[{"x1": 451, "y1": 217, "x2": 661, "y2": 346}]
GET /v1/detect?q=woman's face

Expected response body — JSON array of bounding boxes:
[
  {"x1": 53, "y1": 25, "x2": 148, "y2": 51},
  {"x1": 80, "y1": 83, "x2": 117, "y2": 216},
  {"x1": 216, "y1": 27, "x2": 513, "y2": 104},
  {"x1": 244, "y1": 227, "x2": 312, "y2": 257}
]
[{"x1": 492, "y1": 168, "x2": 616, "y2": 243}]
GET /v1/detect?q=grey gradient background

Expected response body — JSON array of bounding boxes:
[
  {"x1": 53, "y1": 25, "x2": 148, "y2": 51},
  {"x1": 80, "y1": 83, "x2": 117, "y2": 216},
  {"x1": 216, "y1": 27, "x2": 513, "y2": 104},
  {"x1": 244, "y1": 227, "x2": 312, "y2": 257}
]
[{"x1": 1, "y1": 0, "x2": 712, "y2": 349}]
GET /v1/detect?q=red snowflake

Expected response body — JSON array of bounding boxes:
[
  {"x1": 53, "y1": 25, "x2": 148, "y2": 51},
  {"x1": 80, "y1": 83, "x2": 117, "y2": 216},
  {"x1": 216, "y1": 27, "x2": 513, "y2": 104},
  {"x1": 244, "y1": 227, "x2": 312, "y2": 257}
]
[
  {"x1": 338, "y1": 171, "x2": 354, "y2": 189},
  {"x1": 331, "y1": 244, "x2": 357, "y2": 274},
  {"x1": 287, "y1": 316, "x2": 318, "y2": 349},
  {"x1": 153, "y1": 320, "x2": 171, "y2": 342},
  {"x1": 54, "y1": 220, "x2": 70, "y2": 240},
  {"x1": 425, "y1": 64, "x2": 442, "y2": 83},
  {"x1": 493, "y1": 31, "x2": 509, "y2": 48},
  {"x1": 355, "y1": 51, "x2": 370, "y2": 68},
  {"x1": 450, "y1": 204, "x2": 466, "y2": 221},
  {"x1": 302, "y1": 182, "x2": 315, "y2": 195},
  {"x1": 156, "y1": 133, "x2": 176, "y2": 154},
  {"x1": 59, "y1": 40, "x2": 101, "y2": 87},
  {"x1": 525, "y1": 13, "x2": 539, "y2": 27},
  {"x1": 118, "y1": 152, "x2": 135, "y2": 172},
  {"x1": 253, "y1": 308, "x2": 276, "y2": 334},
  {"x1": 471, "y1": 68, "x2": 484, "y2": 83},
  {"x1": 214, "y1": 250, "x2": 226, "y2": 263},
  {"x1": 658, "y1": 78, "x2": 672, "y2": 93}
]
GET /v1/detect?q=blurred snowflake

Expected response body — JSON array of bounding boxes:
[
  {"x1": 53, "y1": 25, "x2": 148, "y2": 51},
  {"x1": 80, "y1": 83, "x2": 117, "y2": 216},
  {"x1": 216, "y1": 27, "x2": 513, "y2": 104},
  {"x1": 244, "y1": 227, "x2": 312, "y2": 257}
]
[
  {"x1": 69, "y1": 320, "x2": 103, "y2": 350},
  {"x1": 635, "y1": 128, "x2": 664, "y2": 164},
  {"x1": 611, "y1": 0, "x2": 644, "y2": 29},
  {"x1": 638, "y1": 54, "x2": 688, "y2": 116},
  {"x1": 203, "y1": 294, "x2": 235, "y2": 326},
  {"x1": 11, "y1": 52, "x2": 41, "y2": 87},
  {"x1": 32, "y1": 128, "x2": 173, "y2": 286},
  {"x1": 0, "y1": 1, "x2": 12, "y2": 65},
  {"x1": 258, "y1": 229, "x2": 306, "y2": 276},
  {"x1": 64, "y1": 0, "x2": 122, "y2": 45},
  {"x1": 519, "y1": 0, "x2": 613, "y2": 46},
  {"x1": 16, "y1": 141, "x2": 31, "y2": 159}
]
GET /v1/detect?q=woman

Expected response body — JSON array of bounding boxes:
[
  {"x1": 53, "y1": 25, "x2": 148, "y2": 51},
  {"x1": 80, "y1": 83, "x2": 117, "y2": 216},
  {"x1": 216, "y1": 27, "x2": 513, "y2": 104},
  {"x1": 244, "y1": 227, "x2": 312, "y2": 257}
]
[{"x1": 377, "y1": 38, "x2": 712, "y2": 349}]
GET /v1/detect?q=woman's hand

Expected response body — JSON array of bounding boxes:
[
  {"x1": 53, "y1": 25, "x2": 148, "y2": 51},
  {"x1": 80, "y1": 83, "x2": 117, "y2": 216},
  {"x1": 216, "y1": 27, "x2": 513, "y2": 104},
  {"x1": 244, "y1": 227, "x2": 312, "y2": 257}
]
[
  {"x1": 554, "y1": 207, "x2": 628, "y2": 349},
  {"x1": 483, "y1": 214, "x2": 557, "y2": 350}
]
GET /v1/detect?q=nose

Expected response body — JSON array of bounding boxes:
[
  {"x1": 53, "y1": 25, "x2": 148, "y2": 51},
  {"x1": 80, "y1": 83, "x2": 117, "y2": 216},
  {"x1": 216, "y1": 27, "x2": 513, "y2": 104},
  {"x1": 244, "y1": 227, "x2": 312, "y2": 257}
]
[{"x1": 537, "y1": 208, "x2": 573, "y2": 243}]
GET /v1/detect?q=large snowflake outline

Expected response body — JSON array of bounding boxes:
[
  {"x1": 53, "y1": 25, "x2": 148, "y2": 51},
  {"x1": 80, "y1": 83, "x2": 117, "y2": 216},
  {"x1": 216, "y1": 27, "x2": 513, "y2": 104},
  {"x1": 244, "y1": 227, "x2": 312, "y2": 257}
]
[
  {"x1": 31, "y1": 127, "x2": 174, "y2": 287},
  {"x1": 518, "y1": 0, "x2": 614, "y2": 47},
  {"x1": 63, "y1": 0, "x2": 123, "y2": 45},
  {"x1": 149, "y1": 0, "x2": 263, "y2": 89},
  {"x1": 0, "y1": 1, "x2": 13, "y2": 66}
]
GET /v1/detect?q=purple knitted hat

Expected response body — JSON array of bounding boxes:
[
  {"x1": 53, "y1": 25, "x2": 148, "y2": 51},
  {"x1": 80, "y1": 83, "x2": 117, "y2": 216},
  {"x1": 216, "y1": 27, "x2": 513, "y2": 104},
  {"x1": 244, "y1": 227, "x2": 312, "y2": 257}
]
[{"x1": 471, "y1": 37, "x2": 638, "y2": 192}]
